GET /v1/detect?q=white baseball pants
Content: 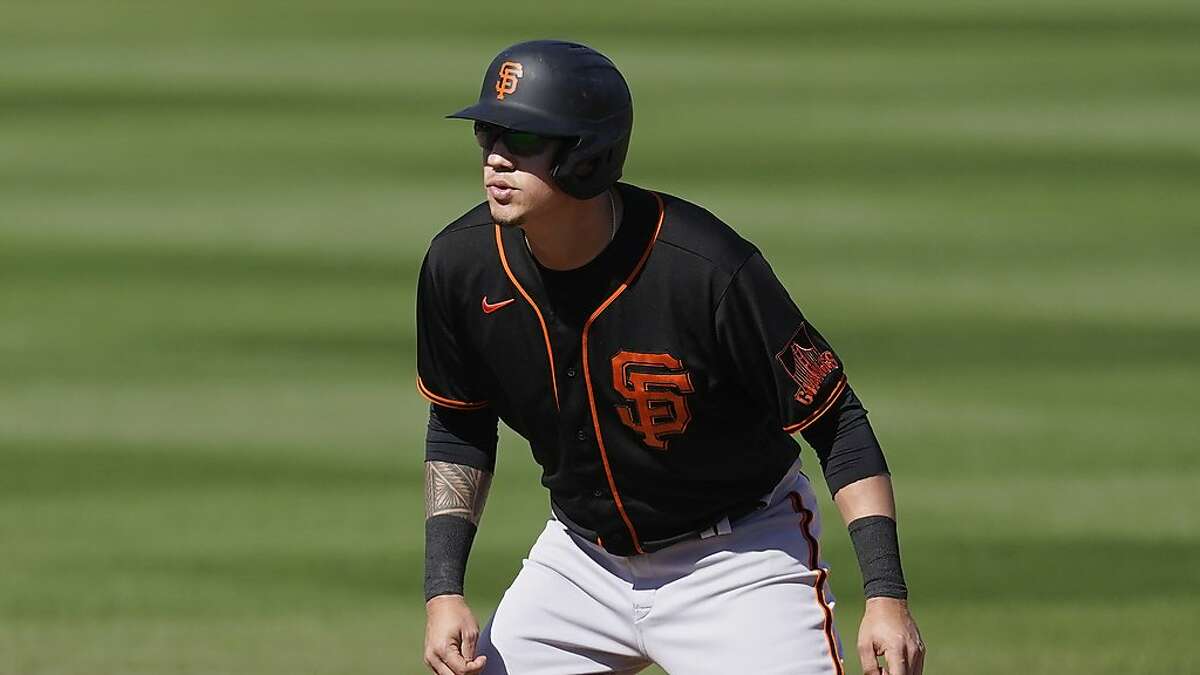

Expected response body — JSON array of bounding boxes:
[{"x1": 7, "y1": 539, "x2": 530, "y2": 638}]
[{"x1": 477, "y1": 462, "x2": 846, "y2": 674}]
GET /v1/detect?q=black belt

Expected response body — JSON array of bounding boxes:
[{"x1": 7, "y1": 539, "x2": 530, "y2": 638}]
[
  {"x1": 637, "y1": 498, "x2": 767, "y2": 553},
  {"x1": 552, "y1": 498, "x2": 768, "y2": 555}
]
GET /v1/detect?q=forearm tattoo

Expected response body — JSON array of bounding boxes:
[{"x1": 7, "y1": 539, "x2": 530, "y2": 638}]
[{"x1": 425, "y1": 461, "x2": 492, "y2": 525}]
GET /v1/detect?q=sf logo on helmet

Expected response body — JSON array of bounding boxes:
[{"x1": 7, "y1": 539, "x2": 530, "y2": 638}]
[
  {"x1": 494, "y1": 61, "x2": 523, "y2": 100},
  {"x1": 611, "y1": 351, "x2": 695, "y2": 450}
]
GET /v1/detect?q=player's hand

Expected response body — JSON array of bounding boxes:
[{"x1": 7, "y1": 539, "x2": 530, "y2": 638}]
[
  {"x1": 856, "y1": 597, "x2": 924, "y2": 675},
  {"x1": 424, "y1": 594, "x2": 487, "y2": 675}
]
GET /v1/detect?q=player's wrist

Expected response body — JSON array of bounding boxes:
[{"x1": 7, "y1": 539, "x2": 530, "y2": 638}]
[
  {"x1": 847, "y1": 515, "x2": 909, "y2": 599},
  {"x1": 425, "y1": 593, "x2": 467, "y2": 609},
  {"x1": 864, "y1": 596, "x2": 909, "y2": 609},
  {"x1": 425, "y1": 515, "x2": 478, "y2": 601}
]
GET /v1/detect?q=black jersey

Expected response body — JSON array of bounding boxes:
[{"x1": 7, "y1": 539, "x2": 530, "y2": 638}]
[{"x1": 416, "y1": 183, "x2": 848, "y2": 556}]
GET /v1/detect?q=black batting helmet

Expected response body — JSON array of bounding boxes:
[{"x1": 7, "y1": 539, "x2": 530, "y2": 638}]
[{"x1": 447, "y1": 40, "x2": 633, "y2": 200}]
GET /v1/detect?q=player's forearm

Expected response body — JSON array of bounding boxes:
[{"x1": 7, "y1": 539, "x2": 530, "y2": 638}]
[
  {"x1": 833, "y1": 474, "x2": 908, "y2": 600},
  {"x1": 424, "y1": 460, "x2": 493, "y2": 601},
  {"x1": 832, "y1": 473, "x2": 895, "y2": 524},
  {"x1": 426, "y1": 460, "x2": 492, "y2": 523}
]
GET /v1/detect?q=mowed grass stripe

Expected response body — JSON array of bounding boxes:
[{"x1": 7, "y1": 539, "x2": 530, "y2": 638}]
[{"x1": 2, "y1": 0, "x2": 1198, "y2": 673}]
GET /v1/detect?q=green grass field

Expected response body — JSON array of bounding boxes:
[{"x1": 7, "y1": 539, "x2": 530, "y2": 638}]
[{"x1": 3, "y1": 1, "x2": 1199, "y2": 673}]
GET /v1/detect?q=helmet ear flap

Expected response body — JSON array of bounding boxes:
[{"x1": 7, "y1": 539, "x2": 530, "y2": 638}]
[
  {"x1": 575, "y1": 159, "x2": 598, "y2": 178},
  {"x1": 549, "y1": 136, "x2": 580, "y2": 182},
  {"x1": 552, "y1": 133, "x2": 629, "y2": 199},
  {"x1": 552, "y1": 151, "x2": 597, "y2": 198},
  {"x1": 551, "y1": 137, "x2": 598, "y2": 198}
]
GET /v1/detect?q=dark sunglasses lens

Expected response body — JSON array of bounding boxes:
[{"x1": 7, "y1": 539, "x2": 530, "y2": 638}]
[
  {"x1": 473, "y1": 122, "x2": 499, "y2": 150},
  {"x1": 503, "y1": 131, "x2": 549, "y2": 157}
]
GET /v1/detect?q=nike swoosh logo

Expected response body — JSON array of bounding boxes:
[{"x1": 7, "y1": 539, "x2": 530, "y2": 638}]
[{"x1": 481, "y1": 296, "x2": 516, "y2": 314}]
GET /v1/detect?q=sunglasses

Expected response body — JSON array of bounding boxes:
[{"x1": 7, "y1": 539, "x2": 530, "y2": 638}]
[{"x1": 474, "y1": 121, "x2": 559, "y2": 158}]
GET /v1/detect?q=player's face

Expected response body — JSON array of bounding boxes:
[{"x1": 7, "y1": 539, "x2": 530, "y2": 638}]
[{"x1": 477, "y1": 124, "x2": 564, "y2": 227}]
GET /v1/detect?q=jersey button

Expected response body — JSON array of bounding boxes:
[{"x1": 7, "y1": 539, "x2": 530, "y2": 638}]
[
  {"x1": 576, "y1": 429, "x2": 587, "y2": 441},
  {"x1": 592, "y1": 489, "x2": 604, "y2": 497},
  {"x1": 566, "y1": 367, "x2": 577, "y2": 378}
]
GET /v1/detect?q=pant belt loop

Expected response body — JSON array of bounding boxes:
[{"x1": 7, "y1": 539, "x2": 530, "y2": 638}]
[
  {"x1": 699, "y1": 516, "x2": 732, "y2": 540},
  {"x1": 698, "y1": 460, "x2": 802, "y2": 542}
]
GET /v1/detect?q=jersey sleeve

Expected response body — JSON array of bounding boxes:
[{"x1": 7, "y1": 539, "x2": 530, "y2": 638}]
[
  {"x1": 416, "y1": 250, "x2": 491, "y2": 410},
  {"x1": 714, "y1": 251, "x2": 847, "y2": 434}
]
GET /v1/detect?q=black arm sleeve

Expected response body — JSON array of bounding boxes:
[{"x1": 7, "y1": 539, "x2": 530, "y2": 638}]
[
  {"x1": 425, "y1": 404, "x2": 500, "y2": 472},
  {"x1": 800, "y1": 386, "x2": 890, "y2": 497},
  {"x1": 423, "y1": 405, "x2": 498, "y2": 601}
]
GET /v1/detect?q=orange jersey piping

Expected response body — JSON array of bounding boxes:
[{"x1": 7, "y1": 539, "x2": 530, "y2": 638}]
[
  {"x1": 416, "y1": 376, "x2": 490, "y2": 410},
  {"x1": 790, "y1": 491, "x2": 846, "y2": 675},
  {"x1": 580, "y1": 191, "x2": 666, "y2": 555},
  {"x1": 494, "y1": 225, "x2": 560, "y2": 410},
  {"x1": 783, "y1": 375, "x2": 847, "y2": 434}
]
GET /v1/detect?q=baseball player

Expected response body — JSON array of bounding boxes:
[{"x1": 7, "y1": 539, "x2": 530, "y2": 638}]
[{"x1": 420, "y1": 40, "x2": 925, "y2": 675}]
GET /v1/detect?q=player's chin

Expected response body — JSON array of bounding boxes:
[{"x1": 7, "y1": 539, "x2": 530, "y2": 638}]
[{"x1": 489, "y1": 202, "x2": 525, "y2": 228}]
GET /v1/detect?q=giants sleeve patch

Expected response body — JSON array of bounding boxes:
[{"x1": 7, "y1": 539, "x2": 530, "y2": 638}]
[{"x1": 775, "y1": 323, "x2": 840, "y2": 405}]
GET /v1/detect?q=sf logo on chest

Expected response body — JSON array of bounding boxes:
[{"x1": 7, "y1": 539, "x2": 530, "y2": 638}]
[
  {"x1": 611, "y1": 351, "x2": 695, "y2": 450},
  {"x1": 495, "y1": 61, "x2": 523, "y2": 100}
]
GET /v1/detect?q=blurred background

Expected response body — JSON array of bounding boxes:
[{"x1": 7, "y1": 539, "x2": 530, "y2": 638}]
[{"x1": 2, "y1": 1, "x2": 1198, "y2": 673}]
